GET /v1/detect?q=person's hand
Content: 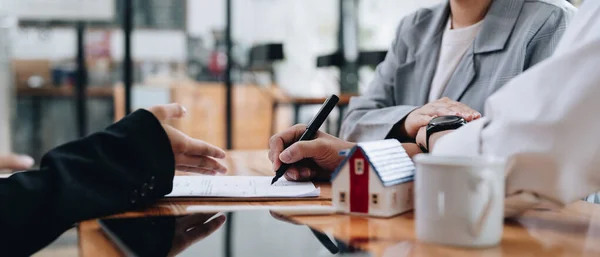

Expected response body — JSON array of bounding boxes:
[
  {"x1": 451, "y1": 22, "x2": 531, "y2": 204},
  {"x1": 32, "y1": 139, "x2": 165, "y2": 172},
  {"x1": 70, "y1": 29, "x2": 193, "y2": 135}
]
[
  {"x1": 169, "y1": 213, "x2": 226, "y2": 256},
  {"x1": 268, "y1": 124, "x2": 356, "y2": 181},
  {"x1": 402, "y1": 143, "x2": 423, "y2": 159},
  {"x1": 401, "y1": 97, "x2": 480, "y2": 139},
  {"x1": 415, "y1": 126, "x2": 454, "y2": 153},
  {"x1": 0, "y1": 154, "x2": 35, "y2": 171},
  {"x1": 146, "y1": 104, "x2": 227, "y2": 175}
]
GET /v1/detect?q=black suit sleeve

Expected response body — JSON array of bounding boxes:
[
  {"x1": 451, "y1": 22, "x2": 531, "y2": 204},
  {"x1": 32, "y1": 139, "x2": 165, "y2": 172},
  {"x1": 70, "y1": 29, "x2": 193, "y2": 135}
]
[{"x1": 0, "y1": 110, "x2": 175, "y2": 253}]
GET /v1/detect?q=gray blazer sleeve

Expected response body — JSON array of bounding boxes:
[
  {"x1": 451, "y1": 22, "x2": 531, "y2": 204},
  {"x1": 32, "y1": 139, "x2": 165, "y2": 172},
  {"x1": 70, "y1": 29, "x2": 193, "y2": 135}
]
[
  {"x1": 340, "y1": 19, "x2": 416, "y2": 142},
  {"x1": 525, "y1": 7, "x2": 575, "y2": 68}
]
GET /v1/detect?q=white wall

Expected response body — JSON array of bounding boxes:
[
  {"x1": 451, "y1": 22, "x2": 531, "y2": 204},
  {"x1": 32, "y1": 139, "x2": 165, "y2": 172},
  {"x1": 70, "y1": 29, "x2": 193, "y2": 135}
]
[
  {"x1": 12, "y1": 28, "x2": 76, "y2": 60},
  {"x1": 359, "y1": 0, "x2": 444, "y2": 50},
  {"x1": 11, "y1": 28, "x2": 186, "y2": 62},
  {"x1": 4, "y1": 0, "x2": 115, "y2": 21},
  {"x1": 110, "y1": 29, "x2": 186, "y2": 62},
  {"x1": 264, "y1": 0, "x2": 339, "y2": 97}
]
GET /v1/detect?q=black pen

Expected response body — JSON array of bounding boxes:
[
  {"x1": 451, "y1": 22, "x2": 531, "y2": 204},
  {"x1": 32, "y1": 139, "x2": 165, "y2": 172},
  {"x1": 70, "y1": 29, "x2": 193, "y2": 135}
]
[{"x1": 271, "y1": 94, "x2": 340, "y2": 185}]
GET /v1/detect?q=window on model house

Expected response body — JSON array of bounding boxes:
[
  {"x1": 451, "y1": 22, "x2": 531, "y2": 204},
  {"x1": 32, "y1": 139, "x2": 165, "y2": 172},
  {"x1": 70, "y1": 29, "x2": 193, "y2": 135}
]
[
  {"x1": 372, "y1": 194, "x2": 378, "y2": 205},
  {"x1": 355, "y1": 159, "x2": 364, "y2": 175},
  {"x1": 340, "y1": 192, "x2": 346, "y2": 203}
]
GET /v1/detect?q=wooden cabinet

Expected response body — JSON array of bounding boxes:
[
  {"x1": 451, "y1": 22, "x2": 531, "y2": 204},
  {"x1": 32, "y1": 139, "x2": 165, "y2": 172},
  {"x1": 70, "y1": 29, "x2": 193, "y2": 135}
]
[
  {"x1": 170, "y1": 83, "x2": 227, "y2": 149},
  {"x1": 232, "y1": 85, "x2": 273, "y2": 150},
  {"x1": 114, "y1": 82, "x2": 278, "y2": 150}
]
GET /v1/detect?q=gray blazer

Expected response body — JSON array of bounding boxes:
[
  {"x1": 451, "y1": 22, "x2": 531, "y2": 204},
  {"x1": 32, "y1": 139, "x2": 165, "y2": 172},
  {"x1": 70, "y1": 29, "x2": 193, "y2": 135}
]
[{"x1": 340, "y1": 0, "x2": 576, "y2": 142}]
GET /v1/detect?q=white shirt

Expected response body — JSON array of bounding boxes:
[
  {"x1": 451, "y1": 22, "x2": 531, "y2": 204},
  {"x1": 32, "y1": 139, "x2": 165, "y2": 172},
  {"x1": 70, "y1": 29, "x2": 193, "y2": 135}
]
[
  {"x1": 428, "y1": 19, "x2": 483, "y2": 102},
  {"x1": 432, "y1": 1, "x2": 600, "y2": 217}
]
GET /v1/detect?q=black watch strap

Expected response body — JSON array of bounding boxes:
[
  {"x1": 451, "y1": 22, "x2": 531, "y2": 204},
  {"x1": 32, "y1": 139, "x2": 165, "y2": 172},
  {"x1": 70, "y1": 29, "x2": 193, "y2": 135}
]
[
  {"x1": 426, "y1": 131, "x2": 433, "y2": 153},
  {"x1": 419, "y1": 143, "x2": 429, "y2": 154},
  {"x1": 423, "y1": 115, "x2": 467, "y2": 153}
]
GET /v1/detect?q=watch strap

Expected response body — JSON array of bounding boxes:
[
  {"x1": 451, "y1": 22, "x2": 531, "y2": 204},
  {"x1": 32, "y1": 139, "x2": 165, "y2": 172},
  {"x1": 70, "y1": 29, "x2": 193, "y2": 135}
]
[
  {"x1": 424, "y1": 116, "x2": 467, "y2": 153},
  {"x1": 419, "y1": 142, "x2": 429, "y2": 154},
  {"x1": 426, "y1": 131, "x2": 432, "y2": 153}
]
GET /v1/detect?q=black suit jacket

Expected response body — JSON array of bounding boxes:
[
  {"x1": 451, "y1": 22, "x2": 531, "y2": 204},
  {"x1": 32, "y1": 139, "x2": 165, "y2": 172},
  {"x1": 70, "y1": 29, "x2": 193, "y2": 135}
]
[{"x1": 0, "y1": 110, "x2": 175, "y2": 255}]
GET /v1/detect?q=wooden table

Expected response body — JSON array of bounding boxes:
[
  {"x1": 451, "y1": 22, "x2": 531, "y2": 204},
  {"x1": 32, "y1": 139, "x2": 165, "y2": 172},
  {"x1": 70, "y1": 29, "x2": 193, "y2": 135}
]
[{"x1": 78, "y1": 150, "x2": 600, "y2": 257}]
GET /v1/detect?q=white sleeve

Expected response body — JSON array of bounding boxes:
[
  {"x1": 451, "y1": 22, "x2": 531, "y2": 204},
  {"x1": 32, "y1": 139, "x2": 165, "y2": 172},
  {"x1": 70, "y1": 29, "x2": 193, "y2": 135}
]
[
  {"x1": 431, "y1": 118, "x2": 489, "y2": 157},
  {"x1": 433, "y1": 1, "x2": 600, "y2": 216}
]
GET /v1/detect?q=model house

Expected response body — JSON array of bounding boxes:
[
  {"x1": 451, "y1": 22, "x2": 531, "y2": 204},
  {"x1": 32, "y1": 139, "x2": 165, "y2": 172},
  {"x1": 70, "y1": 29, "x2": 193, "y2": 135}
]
[{"x1": 331, "y1": 139, "x2": 415, "y2": 218}]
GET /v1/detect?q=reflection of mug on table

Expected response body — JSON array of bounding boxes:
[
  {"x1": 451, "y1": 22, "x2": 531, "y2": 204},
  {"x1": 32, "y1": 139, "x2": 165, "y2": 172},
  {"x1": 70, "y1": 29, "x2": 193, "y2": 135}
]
[{"x1": 414, "y1": 155, "x2": 505, "y2": 248}]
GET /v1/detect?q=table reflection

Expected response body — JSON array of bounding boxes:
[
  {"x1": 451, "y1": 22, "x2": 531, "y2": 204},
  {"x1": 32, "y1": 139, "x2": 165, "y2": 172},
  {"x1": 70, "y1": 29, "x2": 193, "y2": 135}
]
[
  {"x1": 98, "y1": 211, "x2": 372, "y2": 257},
  {"x1": 99, "y1": 213, "x2": 225, "y2": 256},
  {"x1": 284, "y1": 206, "x2": 600, "y2": 257},
  {"x1": 170, "y1": 214, "x2": 227, "y2": 256}
]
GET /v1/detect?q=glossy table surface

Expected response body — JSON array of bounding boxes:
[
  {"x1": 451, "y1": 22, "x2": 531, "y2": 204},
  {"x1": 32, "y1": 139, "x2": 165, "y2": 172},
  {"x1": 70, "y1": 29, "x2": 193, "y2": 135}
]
[{"x1": 79, "y1": 150, "x2": 600, "y2": 257}]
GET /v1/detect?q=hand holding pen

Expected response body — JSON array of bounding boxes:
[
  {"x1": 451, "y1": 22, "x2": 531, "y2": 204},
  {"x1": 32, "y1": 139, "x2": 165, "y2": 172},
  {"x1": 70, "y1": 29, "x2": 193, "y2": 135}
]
[{"x1": 268, "y1": 95, "x2": 358, "y2": 183}]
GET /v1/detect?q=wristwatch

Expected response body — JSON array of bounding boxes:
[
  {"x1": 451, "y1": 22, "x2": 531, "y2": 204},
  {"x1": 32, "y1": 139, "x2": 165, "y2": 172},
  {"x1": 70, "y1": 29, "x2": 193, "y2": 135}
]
[{"x1": 419, "y1": 115, "x2": 467, "y2": 153}]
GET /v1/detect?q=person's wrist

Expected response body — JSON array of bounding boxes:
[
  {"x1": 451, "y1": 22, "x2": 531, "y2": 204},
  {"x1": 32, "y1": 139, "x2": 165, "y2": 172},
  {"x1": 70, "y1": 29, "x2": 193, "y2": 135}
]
[
  {"x1": 427, "y1": 130, "x2": 454, "y2": 152},
  {"x1": 399, "y1": 118, "x2": 411, "y2": 138},
  {"x1": 401, "y1": 143, "x2": 422, "y2": 159},
  {"x1": 415, "y1": 126, "x2": 426, "y2": 150},
  {"x1": 402, "y1": 110, "x2": 421, "y2": 139}
]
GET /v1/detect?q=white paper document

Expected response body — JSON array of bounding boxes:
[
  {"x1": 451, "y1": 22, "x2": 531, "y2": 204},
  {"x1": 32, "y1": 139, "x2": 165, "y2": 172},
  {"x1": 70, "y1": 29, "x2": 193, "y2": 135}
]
[{"x1": 165, "y1": 176, "x2": 321, "y2": 198}]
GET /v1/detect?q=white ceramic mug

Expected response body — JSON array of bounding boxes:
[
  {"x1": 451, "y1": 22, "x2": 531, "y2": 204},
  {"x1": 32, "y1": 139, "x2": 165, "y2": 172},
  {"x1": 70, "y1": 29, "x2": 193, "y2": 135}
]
[{"x1": 413, "y1": 154, "x2": 505, "y2": 248}]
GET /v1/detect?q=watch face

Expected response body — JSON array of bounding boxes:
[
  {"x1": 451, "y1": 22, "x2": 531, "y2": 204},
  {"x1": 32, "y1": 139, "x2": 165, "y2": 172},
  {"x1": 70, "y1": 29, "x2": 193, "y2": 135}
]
[{"x1": 429, "y1": 115, "x2": 464, "y2": 126}]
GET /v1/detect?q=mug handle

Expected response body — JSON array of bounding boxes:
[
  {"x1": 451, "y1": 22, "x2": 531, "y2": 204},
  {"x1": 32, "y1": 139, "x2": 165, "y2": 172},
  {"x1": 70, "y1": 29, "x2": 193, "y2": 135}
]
[{"x1": 469, "y1": 175, "x2": 495, "y2": 237}]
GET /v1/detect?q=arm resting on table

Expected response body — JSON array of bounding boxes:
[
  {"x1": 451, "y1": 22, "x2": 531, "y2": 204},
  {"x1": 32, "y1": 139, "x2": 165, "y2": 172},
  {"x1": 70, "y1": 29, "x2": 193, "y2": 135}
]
[{"x1": 0, "y1": 110, "x2": 175, "y2": 253}]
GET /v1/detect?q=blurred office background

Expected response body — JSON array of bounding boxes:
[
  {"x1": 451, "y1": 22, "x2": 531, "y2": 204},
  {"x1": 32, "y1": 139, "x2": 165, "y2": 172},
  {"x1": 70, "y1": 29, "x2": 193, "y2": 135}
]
[
  {"x1": 0, "y1": 0, "x2": 452, "y2": 164},
  {"x1": 0, "y1": 0, "x2": 585, "y2": 256},
  {"x1": 0, "y1": 0, "x2": 587, "y2": 163},
  {"x1": 1, "y1": 0, "x2": 584, "y2": 161}
]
